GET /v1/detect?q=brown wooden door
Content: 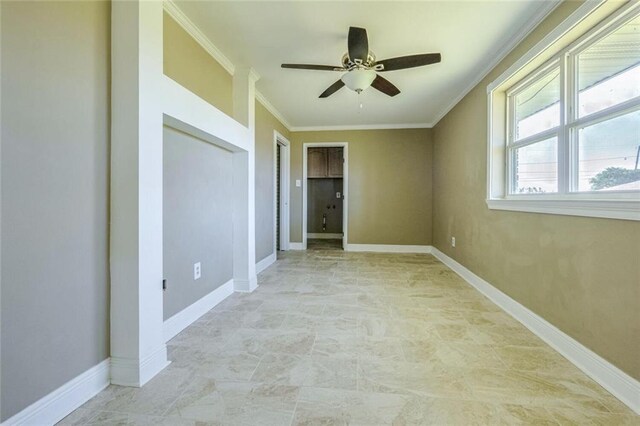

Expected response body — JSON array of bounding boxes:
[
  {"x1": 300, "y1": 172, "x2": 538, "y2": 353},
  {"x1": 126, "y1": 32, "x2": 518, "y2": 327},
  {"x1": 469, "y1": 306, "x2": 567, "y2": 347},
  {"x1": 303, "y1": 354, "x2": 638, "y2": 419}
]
[
  {"x1": 308, "y1": 148, "x2": 327, "y2": 178},
  {"x1": 327, "y1": 147, "x2": 343, "y2": 177}
]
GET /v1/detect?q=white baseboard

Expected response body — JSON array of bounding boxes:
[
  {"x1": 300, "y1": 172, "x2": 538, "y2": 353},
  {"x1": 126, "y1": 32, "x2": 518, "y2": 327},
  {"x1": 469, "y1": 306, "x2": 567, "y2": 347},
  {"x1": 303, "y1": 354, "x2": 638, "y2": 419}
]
[
  {"x1": 430, "y1": 247, "x2": 640, "y2": 415},
  {"x1": 163, "y1": 278, "x2": 234, "y2": 342},
  {"x1": 1, "y1": 359, "x2": 110, "y2": 426},
  {"x1": 256, "y1": 252, "x2": 277, "y2": 274},
  {"x1": 110, "y1": 344, "x2": 170, "y2": 388},
  {"x1": 307, "y1": 233, "x2": 343, "y2": 239},
  {"x1": 289, "y1": 242, "x2": 304, "y2": 250},
  {"x1": 234, "y1": 276, "x2": 258, "y2": 293},
  {"x1": 346, "y1": 244, "x2": 432, "y2": 254}
]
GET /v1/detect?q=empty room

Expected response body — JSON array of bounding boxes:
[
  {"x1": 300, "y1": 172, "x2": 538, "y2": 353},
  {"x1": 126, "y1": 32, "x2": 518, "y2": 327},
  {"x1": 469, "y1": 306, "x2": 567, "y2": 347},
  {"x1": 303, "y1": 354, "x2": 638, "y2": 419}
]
[{"x1": 1, "y1": 0, "x2": 639, "y2": 425}]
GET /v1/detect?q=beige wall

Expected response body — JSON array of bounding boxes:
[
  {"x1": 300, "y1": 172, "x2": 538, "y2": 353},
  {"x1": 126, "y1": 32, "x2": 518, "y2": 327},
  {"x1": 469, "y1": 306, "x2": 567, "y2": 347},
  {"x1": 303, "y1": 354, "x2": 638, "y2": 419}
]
[
  {"x1": 163, "y1": 127, "x2": 234, "y2": 320},
  {"x1": 163, "y1": 12, "x2": 233, "y2": 117},
  {"x1": 1, "y1": 1, "x2": 110, "y2": 420},
  {"x1": 255, "y1": 101, "x2": 291, "y2": 262},
  {"x1": 432, "y1": 1, "x2": 640, "y2": 380},
  {"x1": 289, "y1": 129, "x2": 433, "y2": 245}
]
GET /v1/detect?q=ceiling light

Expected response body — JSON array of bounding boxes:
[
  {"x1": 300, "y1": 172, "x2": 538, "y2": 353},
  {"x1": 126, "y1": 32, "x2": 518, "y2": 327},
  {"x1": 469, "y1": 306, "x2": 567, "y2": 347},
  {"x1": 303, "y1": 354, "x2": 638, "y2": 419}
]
[{"x1": 341, "y1": 69, "x2": 376, "y2": 93}]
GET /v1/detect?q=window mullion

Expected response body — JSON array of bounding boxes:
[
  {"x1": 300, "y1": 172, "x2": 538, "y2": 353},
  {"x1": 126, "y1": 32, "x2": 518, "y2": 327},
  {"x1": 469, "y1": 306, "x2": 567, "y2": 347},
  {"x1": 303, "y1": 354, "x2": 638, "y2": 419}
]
[{"x1": 559, "y1": 52, "x2": 571, "y2": 194}]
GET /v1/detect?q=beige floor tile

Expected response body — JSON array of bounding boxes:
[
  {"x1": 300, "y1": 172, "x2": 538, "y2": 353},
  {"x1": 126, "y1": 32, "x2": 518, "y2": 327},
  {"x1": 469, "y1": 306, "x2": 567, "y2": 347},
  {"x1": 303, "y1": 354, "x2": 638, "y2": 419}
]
[{"x1": 61, "y1": 249, "x2": 637, "y2": 425}]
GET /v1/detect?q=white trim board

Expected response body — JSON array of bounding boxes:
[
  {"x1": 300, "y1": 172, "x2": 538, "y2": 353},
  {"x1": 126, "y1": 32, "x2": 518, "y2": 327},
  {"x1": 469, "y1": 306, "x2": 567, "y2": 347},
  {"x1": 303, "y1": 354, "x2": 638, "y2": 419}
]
[
  {"x1": 256, "y1": 252, "x2": 277, "y2": 275},
  {"x1": 273, "y1": 131, "x2": 291, "y2": 252},
  {"x1": 289, "y1": 242, "x2": 305, "y2": 250},
  {"x1": 307, "y1": 233, "x2": 343, "y2": 239},
  {"x1": 163, "y1": 0, "x2": 235, "y2": 75},
  {"x1": 291, "y1": 123, "x2": 432, "y2": 132},
  {"x1": 163, "y1": 278, "x2": 234, "y2": 343},
  {"x1": 430, "y1": 247, "x2": 640, "y2": 415},
  {"x1": 1, "y1": 359, "x2": 110, "y2": 426},
  {"x1": 256, "y1": 92, "x2": 291, "y2": 131},
  {"x1": 346, "y1": 244, "x2": 432, "y2": 254}
]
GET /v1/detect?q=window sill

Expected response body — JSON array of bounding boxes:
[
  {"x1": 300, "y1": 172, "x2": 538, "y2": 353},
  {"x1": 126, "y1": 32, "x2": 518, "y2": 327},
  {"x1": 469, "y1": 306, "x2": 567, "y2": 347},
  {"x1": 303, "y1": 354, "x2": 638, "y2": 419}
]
[{"x1": 486, "y1": 198, "x2": 640, "y2": 221}]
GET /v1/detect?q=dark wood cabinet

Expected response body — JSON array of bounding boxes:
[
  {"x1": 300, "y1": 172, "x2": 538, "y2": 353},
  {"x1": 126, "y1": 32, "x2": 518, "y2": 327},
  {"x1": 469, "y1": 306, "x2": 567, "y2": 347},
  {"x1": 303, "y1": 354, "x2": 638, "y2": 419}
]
[
  {"x1": 307, "y1": 147, "x2": 343, "y2": 178},
  {"x1": 307, "y1": 148, "x2": 328, "y2": 178},
  {"x1": 327, "y1": 148, "x2": 343, "y2": 177}
]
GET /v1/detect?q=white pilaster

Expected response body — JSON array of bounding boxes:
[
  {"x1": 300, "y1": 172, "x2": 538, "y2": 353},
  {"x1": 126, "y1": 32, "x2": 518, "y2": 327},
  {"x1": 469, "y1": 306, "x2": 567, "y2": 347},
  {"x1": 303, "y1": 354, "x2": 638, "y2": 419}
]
[
  {"x1": 232, "y1": 68, "x2": 259, "y2": 292},
  {"x1": 110, "y1": 0, "x2": 169, "y2": 387}
]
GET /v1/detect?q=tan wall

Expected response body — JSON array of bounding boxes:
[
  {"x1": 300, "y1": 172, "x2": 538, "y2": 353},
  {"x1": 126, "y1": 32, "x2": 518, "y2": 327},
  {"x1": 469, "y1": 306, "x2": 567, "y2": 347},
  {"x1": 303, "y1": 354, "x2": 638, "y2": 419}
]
[
  {"x1": 255, "y1": 101, "x2": 291, "y2": 262},
  {"x1": 289, "y1": 129, "x2": 433, "y2": 245},
  {"x1": 163, "y1": 12, "x2": 233, "y2": 117},
  {"x1": 432, "y1": 1, "x2": 640, "y2": 380},
  {"x1": 1, "y1": 1, "x2": 110, "y2": 420}
]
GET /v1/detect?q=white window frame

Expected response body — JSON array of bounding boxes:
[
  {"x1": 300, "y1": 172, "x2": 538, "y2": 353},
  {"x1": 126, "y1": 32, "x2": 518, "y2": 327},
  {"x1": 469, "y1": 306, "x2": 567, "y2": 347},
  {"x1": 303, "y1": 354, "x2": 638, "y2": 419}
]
[{"x1": 487, "y1": 0, "x2": 640, "y2": 221}]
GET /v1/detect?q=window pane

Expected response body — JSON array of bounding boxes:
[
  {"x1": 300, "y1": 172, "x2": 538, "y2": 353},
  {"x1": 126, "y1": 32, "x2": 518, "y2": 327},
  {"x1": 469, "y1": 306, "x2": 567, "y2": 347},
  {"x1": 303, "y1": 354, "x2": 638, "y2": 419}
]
[
  {"x1": 578, "y1": 14, "x2": 640, "y2": 118},
  {"x1": 513, "y1": 137, "x2": 558, "y2": 194},
  {"x1": 514, "y1": 69, "x2": 560, "y2": 140},
  {"x1": 578, "y1": 110, "x2": 640, "y2": 192}
]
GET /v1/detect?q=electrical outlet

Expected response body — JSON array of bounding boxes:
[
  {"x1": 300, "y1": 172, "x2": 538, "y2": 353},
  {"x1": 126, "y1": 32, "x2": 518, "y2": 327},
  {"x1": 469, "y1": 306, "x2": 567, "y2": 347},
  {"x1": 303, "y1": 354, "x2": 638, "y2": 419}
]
[
  {"x1": 451, "y1": 237, "x2": 456, "y2": 247},
  {"x1": 194, "y1": 262, "x2": 201, "y2": 280}
]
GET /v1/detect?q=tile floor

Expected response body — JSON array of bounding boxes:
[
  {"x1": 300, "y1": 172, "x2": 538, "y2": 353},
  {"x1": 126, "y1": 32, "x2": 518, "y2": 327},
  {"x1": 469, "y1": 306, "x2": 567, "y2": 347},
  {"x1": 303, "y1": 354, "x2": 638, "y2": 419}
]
[{"x1": 61, "y1": 248, "x2": 638, "y2": 425}]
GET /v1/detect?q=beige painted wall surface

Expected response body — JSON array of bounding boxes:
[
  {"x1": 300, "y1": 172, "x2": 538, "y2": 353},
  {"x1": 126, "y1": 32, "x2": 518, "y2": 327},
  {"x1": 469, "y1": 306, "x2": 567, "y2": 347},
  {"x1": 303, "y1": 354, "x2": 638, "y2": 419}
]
[
  {"x1": 1, "y1": 1, "x2": 110, "y2": 420},
  {"x1": 255, "y1": 101, "x2": 291, "y2": 262},
  {"x1": 290, "y1": 129, "x2": 433, "y2": 245},
  {"x1": 432, "y1": 1, "x2": 640, "y2": 379},
  {"x1": 163, "y1": 127, "x2": 234, "y2": 320},
  {"x1": 163, "y1": 12, "x2": 233, "y2": 117}
]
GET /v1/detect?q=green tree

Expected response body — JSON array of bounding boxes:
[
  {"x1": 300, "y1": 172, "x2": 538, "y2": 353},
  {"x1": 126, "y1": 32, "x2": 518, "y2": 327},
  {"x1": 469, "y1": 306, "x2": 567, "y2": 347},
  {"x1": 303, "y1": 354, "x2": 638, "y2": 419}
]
[{"x1": 590, "y1": 167, "x2": 640, "y2": 190}]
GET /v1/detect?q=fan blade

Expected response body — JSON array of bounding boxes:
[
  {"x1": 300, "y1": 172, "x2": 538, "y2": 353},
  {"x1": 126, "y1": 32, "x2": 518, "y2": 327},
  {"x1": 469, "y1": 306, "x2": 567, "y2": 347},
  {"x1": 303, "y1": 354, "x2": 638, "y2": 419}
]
[
  {"x1": 319, "y1": 80, "x2": 345, "y2": 98},
  {"x1": 348, "y1": 27, "x2": 369, "y2": 63},
  {"x1": 282, "y1": 64, "x2": 345, "y2": 71},
  {"x1": 376, "y1": 53, "x2": 441, "y2": 71},
  {"x1": 371, "y1": 75, "x2": 400, "y2": 97}
]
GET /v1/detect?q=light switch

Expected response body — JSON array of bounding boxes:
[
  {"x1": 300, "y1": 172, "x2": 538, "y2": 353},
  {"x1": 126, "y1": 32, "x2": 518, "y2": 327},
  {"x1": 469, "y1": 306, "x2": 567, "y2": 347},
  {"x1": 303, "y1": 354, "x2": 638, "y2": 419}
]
[
  {"x1": 336, "y1": 192, "x2": 341, "y2": 199},
  {"x1": 296, "y1": 179, "x2": 301, "y2": 187}
]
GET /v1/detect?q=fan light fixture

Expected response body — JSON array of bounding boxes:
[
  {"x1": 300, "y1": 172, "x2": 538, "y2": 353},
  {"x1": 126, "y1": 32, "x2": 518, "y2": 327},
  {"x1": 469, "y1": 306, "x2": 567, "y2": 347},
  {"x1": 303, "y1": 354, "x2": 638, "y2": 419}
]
[{"x1": 341, "y1": 69, "x2": 376, "y2": 93}]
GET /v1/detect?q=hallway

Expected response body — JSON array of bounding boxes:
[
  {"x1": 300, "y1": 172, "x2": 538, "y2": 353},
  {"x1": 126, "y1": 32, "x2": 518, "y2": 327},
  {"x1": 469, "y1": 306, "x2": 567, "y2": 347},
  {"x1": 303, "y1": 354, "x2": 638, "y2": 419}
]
[{"x1": 61, "y1": 250, "x2": 635, "y2": 425}]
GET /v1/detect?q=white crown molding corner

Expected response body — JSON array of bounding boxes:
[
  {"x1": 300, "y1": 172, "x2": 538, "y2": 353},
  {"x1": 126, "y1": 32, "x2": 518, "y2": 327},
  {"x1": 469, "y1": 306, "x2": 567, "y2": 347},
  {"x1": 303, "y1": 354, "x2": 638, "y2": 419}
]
[
  {"x1": 1, "y1": 359, "x2": 110, "y2": 426},
  {"x1": 431, "y1": 0, "x2": 563, "y2": 127},
  {"x1": 255, "y1": 90, "x2": 292, "y2": 131},
  {"x1": 346, "y1": 244, "x2": 432, "y2": 254},
  {"x1": 430, "y1": 246, "x2": 640, "y2": 415},
  {"x1": 163, "y1": 278, "x2": 234, "y2": 343},
  {"x1": 256, "y1": 252, "x2": 277, "y2": 275},
  {"x1": 163, "y1": 0, "x2": 235, "y2": 76},
  {"x1": 290, "y1": 123, "x2": 433, "y2": 132}
]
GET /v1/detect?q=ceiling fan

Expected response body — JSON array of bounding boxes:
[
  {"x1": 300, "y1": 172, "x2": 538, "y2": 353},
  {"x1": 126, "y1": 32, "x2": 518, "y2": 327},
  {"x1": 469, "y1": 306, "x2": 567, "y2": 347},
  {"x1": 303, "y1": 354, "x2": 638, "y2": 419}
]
[{"x1": 281, "y1": 27, "x2": 441, "y2": 98}]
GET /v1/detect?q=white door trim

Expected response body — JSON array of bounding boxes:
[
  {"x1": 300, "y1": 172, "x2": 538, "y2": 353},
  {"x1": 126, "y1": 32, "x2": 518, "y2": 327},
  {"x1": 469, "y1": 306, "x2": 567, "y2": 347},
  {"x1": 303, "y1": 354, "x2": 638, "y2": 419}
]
[
  {"x1": 302, "y1": 142, "x2": 348, "y2": 250},
  {"x1": 274, "y1": 131, "x2": 290, "y2": 252}
]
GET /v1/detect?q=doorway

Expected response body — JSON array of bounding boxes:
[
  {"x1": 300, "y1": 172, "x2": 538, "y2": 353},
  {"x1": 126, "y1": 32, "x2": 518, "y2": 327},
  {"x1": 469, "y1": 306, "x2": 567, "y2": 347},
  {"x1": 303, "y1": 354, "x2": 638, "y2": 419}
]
[
  {"x1": 274, "y1": 131, "x2": 290, "y2": 253},
  {"x1": 302, "y1": 143, "x2": 348, "y2": 250}
]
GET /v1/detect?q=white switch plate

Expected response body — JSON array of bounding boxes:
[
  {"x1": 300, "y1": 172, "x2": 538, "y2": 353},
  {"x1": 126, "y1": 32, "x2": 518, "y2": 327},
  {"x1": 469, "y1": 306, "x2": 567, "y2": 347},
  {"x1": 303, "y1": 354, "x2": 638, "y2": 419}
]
[
  {"x1": 194, "y1": 262, "x2": 201, "y2": 280},
  {"x1": 336, "y1": 192, "x2": 341, "y2": 199},
  {"x1": 296, "y1": 179, "x2": 301, "y2": 187},
  {"x1": 451, "y1": 237, "x2": 456, "y2": 248}
]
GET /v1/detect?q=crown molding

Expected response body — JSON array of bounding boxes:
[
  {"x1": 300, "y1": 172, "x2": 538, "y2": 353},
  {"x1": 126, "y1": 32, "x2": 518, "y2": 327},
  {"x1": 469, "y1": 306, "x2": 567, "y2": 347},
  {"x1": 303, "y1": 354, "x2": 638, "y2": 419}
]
[
  {"x1": 163, "y1": 0, "x2": 235, "y2": 76},
  {"x1": 290, "y1": 123, "x2": 433, "y2": 132},
  {"x1": 255, "y1": 90, "x2": 292, "y2": 131},
  {"x1": 431, "y1": 0, "x2": 562, "y2": 127}
]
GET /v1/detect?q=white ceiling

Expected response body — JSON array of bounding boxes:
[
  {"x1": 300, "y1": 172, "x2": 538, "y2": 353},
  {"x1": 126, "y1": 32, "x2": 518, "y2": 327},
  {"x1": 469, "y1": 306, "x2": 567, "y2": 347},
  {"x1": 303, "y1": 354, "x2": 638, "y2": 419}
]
[{"x1": 174, "y1": 0, "x2": 560, "y2": 129}]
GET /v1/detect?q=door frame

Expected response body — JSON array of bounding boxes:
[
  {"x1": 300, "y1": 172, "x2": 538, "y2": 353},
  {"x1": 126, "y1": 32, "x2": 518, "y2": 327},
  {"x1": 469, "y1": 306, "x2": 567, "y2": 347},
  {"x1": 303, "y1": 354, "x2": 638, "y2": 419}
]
[
  {"x1": 274, "y1": 131, "x2": 290, "y2": 252},
  {"x1": 302, "y1": 142, "x2": 348, "y2": 250}
]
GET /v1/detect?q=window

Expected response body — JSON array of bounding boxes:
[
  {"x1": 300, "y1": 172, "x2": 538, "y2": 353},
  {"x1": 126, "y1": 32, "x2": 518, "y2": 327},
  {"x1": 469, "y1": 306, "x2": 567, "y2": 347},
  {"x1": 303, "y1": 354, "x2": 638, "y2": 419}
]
[{"x1": 487, "y1": 2, "x2": 640, "y2": 221}]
